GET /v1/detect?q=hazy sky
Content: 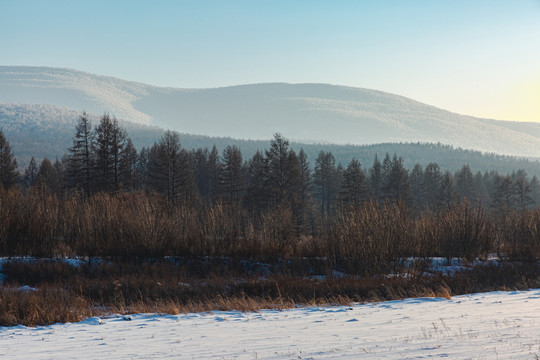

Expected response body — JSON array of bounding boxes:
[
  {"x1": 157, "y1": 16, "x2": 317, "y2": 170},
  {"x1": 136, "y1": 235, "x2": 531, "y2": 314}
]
[{"x1": 1, "y1": 0, "x2": 540, "y2": 122}]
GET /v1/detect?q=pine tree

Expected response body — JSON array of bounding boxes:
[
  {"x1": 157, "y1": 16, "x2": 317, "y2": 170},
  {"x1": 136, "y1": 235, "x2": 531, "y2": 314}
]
[
  {"x1": 313, "y1": 151, "x2": 340, "y2": 215},
  {"x1": 193, "y1": 145, "x2": 221, "y2": 203},
  {"x1": 68, "y1": 111, "x2": 93, "y2": 196},
  {"x1": 24, "y1": 157, "x2": 38, "y2": 187},
  {"x1": 134, "y1": 147, "x2": 149, "y2": 190},
  {"x1": 342, "y1": 158, "x2": 366, "y2": 208},
  {"x1": 409, "y1": 164, "x2": 424, "y2": 213},
  {"x1": 439, "y1": 170, "x2": 456, "y2": 208},
  {"x1": 93, "y1": 114, "x2": 127, "y2": 192},
  {"x1": 219, "y1": 145, "x2": 244, "y2": 206},
  {"x1": 423, "y1": 162, "x2": 442, "y2": 209},
  {"x1": 193, "y1": 147, "x2": 210, "y2": 200},
  {"x1": 297, "y1": 149, "x2": 311, "y2": 207},
  {"x1": 0, "y1": 129, "x2": 19, "y2": 189},
  {"x1": 474, "y1": 171, "x2": 488, "y2": 205},
  {"x1": 147, "y1": 130, "x2": 182, "y2": 203},
  {"x1": 120, "y1": 138, "x2": 138, "y2": 190},
  {"x1": 381, "y1": 154, "x2": 411, "y2": 204},
  {"x1": 530, "y1": 175, "x2": 540, "y2": 207},
  {"x1": 513, "y1": 170, "x2": 532, "y2": 211},
  {"x1": 368, "y1": 155, "x2": 382, "y2": 203},
  {"x1": 208, "y1": 145, "x2": 221, "y2": 201},
  {"x1": 176, "y1": 148, "x2": 198, "y2": 206},
  {"x1": 35, "y1": 158, "x2": 62, "y2": 193},
  {"x1": 147, "y1": 131, "x2": 196, "y2": 205},
  {"x1": 455, "y1": 164, "x2": 476, "y2": 202},
  {"x1": 491, "y1": 175, "x2": 515, "y2": 212},
  {"x1": 265, "y1": 133, "x2": 291, "y2": 204},
  {"x1": 245, "y1": 150, "x2": 268, "y2": 214},
  {"x1": 296, "y1": 148, "x2": 314, "y2": 235}
]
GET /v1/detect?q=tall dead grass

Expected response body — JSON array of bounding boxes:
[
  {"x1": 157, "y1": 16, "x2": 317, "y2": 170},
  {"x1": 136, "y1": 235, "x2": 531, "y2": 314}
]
[
  {"x1": 3, "y1": 259, "x2": 539, "y2": 326},
  {"x1": 0, "y1": 187, "x2": 538, "y2": 263}
]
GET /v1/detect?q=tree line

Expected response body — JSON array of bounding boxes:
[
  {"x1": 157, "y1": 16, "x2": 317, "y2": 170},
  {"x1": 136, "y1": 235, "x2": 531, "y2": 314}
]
[
  {"x1": 2, "y1": 113, "x2": 540, "y2": 265},
  {"x1": 2, "y1": 112, "x2": 540, "y2": 221}
]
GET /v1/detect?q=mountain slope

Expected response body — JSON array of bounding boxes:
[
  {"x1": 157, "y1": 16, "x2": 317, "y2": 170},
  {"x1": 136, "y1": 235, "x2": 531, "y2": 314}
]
[
  {"x1": 2, "y1": 66, "x2": 540, "y2": 157},
  {"x1": 2, "y1": 103, "x2": 540, "y2": 178}
]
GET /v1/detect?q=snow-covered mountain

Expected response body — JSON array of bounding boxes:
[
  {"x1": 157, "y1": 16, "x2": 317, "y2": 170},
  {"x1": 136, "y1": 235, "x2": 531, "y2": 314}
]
[{"x1": 2, "y1": 66, "x2": 540, "y2": 157}]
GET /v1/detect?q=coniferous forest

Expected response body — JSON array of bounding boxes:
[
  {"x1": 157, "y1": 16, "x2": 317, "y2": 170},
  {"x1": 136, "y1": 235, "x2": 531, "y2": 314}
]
[
  {"x1": 1, "y1": 112, "x2": 540, "y2": 263},
  {"x1": 3, "y1": 113, "x2": 540, "y2": 325}
]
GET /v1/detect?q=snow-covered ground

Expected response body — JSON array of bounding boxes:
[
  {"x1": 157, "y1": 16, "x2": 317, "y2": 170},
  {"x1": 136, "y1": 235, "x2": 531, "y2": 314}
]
[{"x1": 1, "y1": 289, "x2": 540, "y2": 359}]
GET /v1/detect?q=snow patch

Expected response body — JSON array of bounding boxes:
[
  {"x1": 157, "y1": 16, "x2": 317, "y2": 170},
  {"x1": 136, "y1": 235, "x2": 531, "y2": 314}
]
[{"x1": 2, "y1": 289, "x2": 540, "y2": 358}]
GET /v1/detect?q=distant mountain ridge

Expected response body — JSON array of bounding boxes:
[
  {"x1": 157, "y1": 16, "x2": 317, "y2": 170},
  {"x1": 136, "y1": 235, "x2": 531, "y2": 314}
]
[{"x1": 2, "y1": 66, "x2": 540, "y2": 158}]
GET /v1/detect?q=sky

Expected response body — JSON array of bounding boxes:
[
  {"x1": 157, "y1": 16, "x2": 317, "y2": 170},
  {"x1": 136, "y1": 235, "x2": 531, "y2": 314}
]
[{"x1": 1, "y1": 0, "x2": 540, "y2": 122}]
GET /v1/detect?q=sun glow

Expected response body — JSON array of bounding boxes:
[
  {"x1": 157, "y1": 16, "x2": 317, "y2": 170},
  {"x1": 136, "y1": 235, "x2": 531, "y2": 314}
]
[{"x1": 472, "y1": 74, "x2": 540, "y2": 122}]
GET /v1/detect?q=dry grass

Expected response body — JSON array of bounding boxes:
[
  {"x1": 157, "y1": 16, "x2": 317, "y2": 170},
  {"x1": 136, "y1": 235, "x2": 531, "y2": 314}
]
[
  {"x1": 0, "y1": 187, "x2": 538, "y2": 265},
  {"x1": 1, "y1": 259, "x2": 540, "y2": 326},
  {"x1": 2, "y1": 187, "x2": 540, "y2": 326}
]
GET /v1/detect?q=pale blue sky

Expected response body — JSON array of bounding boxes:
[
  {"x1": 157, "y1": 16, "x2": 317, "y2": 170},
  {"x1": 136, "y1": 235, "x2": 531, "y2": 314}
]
[{"x1": 1, "y1": 0, "x2": 540, "y2": 121}]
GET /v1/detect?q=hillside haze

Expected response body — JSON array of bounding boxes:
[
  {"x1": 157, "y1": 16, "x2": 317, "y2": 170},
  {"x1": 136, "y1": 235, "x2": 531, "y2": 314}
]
[{"x1": 2, "y1": 66, "x2": 540, "y2": 157}]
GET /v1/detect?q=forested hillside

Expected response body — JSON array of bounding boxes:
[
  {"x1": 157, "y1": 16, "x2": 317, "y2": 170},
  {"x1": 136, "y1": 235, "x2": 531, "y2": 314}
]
[
  {"x1": 2, "y1": 103, "x2": 540, "y2": 177},
  {"x1": 4, "y1": 66, "x2": 540, "y2": 157},
  {"x1": 1, "y1": 118, "x2": 540, "y2": 265}
]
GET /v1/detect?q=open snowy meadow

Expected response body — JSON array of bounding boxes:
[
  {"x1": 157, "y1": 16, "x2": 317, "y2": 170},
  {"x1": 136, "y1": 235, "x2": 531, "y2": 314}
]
[{"x1": 1, "y1": 289, "x2": 540, "y2": 359}]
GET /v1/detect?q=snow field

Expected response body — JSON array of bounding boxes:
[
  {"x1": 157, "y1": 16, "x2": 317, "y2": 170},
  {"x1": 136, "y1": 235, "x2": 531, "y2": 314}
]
[{"x1": 1, "y1": 289, "x2": 540, "y2": 359}]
